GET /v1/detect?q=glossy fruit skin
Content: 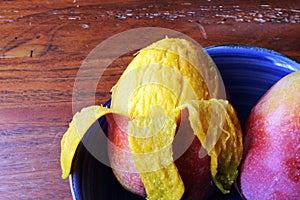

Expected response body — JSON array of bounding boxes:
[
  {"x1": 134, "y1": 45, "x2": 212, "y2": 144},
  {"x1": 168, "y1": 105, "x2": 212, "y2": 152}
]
[
  {"x1": 173, "y1": 109, "x2": 217, "y2": 200},
  {"x1": 239, "y1": 71, "x2": 300, "y2": 200},
  {"x1": 106, "y1": 109, "x2": 217, "y2": 199},
  {"x1": 106, "y1": 113, "x2": 146, "y2": 197}
]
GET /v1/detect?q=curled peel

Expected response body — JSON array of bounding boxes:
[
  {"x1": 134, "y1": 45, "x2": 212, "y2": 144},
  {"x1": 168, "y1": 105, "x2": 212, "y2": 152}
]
[
  {"x1": 60, "y1": 105, "x2": 112, "y2": 179},
  {"x1": 178, "y1": 99, "x2": 243, "y2": 193}
]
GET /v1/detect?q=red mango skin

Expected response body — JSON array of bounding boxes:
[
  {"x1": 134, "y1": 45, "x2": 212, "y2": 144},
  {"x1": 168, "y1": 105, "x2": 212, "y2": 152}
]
[
  {"x1": 106, "y1": 109, "x2": 216, "y2": 199},
  {"x1": 106, "y1": 113, "x2": 146, "y2": 197},
  {"x1": 239, "y1": 71, "x2": 300, "y2": 200},
  {"x1": 173, "y1": 109, "x2": 216, "y2": 200}
]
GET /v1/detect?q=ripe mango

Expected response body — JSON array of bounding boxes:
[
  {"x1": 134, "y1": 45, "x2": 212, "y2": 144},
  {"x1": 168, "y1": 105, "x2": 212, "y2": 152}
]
[
  {"x1": 61, "y1": 38, "x2": 243, "y2": 200},
  {"x1": 239, "y1": 71, "x2": 300, "y2": 199}
]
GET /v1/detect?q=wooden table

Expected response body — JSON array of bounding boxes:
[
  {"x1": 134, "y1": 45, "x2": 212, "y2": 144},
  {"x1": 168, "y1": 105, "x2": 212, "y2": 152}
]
[{"x1": 0, "y1": 0, "x2": 299, "y2": 199}]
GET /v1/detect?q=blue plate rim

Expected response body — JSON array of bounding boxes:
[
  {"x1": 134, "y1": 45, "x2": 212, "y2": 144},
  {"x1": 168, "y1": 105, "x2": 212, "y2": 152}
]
[{"x1": 204, "y1": 44, "x2": 300, "y2": 71}]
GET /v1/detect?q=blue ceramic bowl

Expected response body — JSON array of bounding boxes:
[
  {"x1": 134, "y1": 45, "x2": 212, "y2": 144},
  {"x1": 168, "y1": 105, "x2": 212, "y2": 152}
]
[{"x1": 69, "y1": 45, "x2": 300, "y2": 200}]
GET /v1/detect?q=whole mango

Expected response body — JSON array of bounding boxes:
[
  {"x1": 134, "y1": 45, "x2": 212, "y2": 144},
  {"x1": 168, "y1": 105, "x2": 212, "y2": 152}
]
[{"x1": 239, "y1": 71, "x2": 300, "y2": 199}]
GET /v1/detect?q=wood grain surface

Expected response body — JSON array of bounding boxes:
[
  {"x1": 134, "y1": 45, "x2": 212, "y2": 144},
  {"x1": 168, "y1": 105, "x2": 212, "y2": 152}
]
[{"x1": 0, "y1": 0, "x2": 299, "y2": 199}]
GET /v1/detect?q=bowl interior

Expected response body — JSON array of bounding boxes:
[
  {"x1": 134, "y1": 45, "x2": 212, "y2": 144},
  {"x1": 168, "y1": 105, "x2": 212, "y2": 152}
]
[{"x1": 70, "y1": 45, "x2": 300, "y2": 200}]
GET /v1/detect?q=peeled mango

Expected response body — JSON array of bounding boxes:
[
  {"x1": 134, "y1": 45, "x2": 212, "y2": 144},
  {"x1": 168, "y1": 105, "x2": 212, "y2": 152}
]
[
  {"x1": 239, "y1": 71, "x2": 300, "y2": 199},
  {"x1": 61, "y1": 38, "x2": 243, "y2": 200}
]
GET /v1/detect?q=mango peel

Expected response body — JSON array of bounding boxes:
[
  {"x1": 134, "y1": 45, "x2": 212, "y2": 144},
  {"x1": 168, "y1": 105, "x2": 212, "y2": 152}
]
[
  {"x1": 60, "y1": 38, "x2": 243, "y2": 199},
  {"x1": 60, "y1": 105, "x2": 113, "y2": 179}
]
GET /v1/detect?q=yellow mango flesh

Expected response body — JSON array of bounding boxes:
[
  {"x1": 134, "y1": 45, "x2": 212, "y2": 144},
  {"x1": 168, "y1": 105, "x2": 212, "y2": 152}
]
[{"x1": 60, "y1": 38, "x2": 243, "y2": 199}]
